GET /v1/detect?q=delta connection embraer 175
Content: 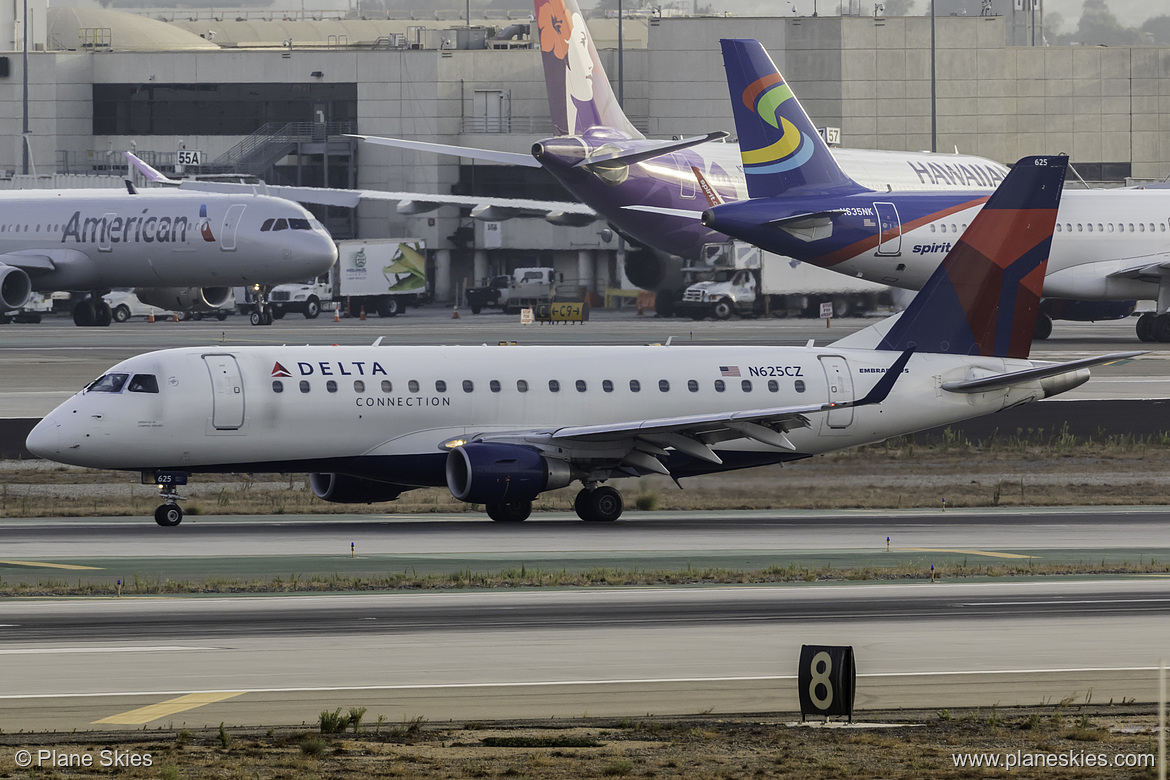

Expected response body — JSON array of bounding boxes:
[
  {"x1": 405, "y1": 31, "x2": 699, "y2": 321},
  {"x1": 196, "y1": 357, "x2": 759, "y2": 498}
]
[
  {"x1": 694, "y1": 39, "x2": 1170, "y2": 342},
  {"x1": 0, "y1": 187, "x2": 337, "y2": 326},
  {"x1": 27, "y1": 156, "x2": 1135, "y2": 526}
]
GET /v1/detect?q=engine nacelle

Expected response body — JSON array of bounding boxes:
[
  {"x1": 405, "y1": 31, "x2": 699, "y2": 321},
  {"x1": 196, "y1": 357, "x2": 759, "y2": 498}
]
[
  {"x1": 136, "y1": 286, "x2": 231, "y2": 313},
  {"x1": 446, "y1": 443, "x2": 572, "y2": 504},
  {"x1": 0, "y1": 264, "x2": 33, "y2": 311},
  {"x1": 310, "y1": 472, "x2": 407, "y2": 504}
]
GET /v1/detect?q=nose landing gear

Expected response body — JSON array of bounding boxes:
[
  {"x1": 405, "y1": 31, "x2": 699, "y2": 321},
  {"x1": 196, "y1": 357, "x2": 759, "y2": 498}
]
[{"x1": 147, "y1": 470, "x2": 189, "y2": 526}]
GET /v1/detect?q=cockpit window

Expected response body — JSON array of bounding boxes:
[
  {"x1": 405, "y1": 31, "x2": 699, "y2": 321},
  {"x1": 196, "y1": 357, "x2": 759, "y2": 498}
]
[
  {"x1": 86, "y1": 373, "x2": 129, "y2": 393},
  {"x1": 128, "y1": 374, "x2": 160, "y2": 393},
  {"x1": 272, "y1": 218, "x2": 289, "y2": 231},
  {"x1": 289, "y1": 218, "x2": 311, "y2": 230},
  {"x1": 261, "y1": 218, "x2": 275, "y2": 232}
]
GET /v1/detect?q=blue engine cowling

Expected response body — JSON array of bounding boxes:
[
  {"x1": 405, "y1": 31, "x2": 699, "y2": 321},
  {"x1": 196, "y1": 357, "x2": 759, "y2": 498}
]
[
  {"x1": 446, "y1": 443, "x2": 572, "y2": 504},
  {"x1": 1041, "y1": 298, "x2": 1136, "y2": 322},
  {"x1": 310, "y1": 473, "x2": 408, "y2": 504}
]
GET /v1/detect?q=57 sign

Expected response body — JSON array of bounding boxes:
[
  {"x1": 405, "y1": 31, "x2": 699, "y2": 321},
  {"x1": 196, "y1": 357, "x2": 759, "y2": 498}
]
[{"x1": 176, "y1": 149, "x2": 203, "y2": 166}]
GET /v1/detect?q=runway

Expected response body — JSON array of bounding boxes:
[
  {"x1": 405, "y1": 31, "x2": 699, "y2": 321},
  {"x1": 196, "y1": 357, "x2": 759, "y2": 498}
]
[
  {"x1": 1, "y1": 580, "x2": 1167, "y2": 731},
  {"x1": 1, "y1": 510, "x2": 1169, "y2": 731}
]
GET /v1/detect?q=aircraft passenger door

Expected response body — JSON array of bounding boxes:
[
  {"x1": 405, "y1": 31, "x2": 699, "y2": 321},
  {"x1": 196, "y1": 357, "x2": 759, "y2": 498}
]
[
  {"x1": 671, "y1": 154, "x2": 697, "y2": 199},
  {"x1": 203, "y1": 354, "x2": 245, "y2": 430},
  {"x1": 819, "y1": 355, "x2": 854, "y2": 429},
  {"x1": 98, "y1": 212, "x2": 116, "y2": 252},
  {"x1": 873, "y1": 202, "x2": 902, "y2": 256},
  {"x1": 219, "y1": 204, "x2": 246, "y2": 252}
]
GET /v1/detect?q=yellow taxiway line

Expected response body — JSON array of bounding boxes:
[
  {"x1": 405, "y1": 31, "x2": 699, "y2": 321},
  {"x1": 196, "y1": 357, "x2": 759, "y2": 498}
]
[
  {"x1": 0, "y1": 559, "x2": 102, "y2": 570},
  {"x1": 896, "y1": 548, "x2": 1036, "y2": 559},
  {"x1": 92, "y1": 692, "x2": 245, "y2": 725}
]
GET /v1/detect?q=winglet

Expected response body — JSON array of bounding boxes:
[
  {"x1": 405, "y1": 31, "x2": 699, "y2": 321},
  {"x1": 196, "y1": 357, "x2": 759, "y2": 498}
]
[
  {"x1": 877, "y1": 155, "x2": 1068, "y2": 359},
  {"x1": 125, "y1": 151, "x2": 179, "y2": 185},
  {"x1": 855, "y1": 347, "x2": 915, "y2": 406}
]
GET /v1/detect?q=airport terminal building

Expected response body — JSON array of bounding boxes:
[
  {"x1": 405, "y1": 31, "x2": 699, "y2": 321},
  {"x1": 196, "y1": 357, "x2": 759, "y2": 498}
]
[{"x1": 1, "y1": 3, "x2": 1168, "y2": 302}]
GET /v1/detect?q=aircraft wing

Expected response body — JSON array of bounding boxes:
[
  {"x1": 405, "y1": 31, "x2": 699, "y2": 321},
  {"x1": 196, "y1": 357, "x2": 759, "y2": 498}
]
[
  {"x1": 125, "y1": 152, "x2": 598, "y2": 224},
  {"x1": 1104, "y1": 254, "x2": 1170, "y2": 283},
  {"x1": 345, "y1": 134, "x2": 543, "y2": 168},
  {"x1": 467, "y1": 349, "x2": 913, "y2": 474}
]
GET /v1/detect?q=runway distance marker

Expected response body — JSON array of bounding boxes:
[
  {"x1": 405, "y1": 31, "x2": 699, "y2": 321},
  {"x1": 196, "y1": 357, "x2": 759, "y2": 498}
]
[
  {"x1": 93, "y1": 692, "x2": 246, "y2": 725},
  {"x1": 0, "y1": 559, "x2": 102, "y2": 570}
]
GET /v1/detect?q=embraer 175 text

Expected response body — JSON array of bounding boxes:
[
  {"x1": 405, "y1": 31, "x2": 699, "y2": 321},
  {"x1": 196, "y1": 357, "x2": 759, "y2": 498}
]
[
  {"x1": 27, "y1": 156, "x2": 1136, "y2": 526},
  {"x1": 696, "y1": 39, "x2": 1170, "y2": 342},
  {"x1": 0, "y1": 187, "x2": 337, "y2": 326}
]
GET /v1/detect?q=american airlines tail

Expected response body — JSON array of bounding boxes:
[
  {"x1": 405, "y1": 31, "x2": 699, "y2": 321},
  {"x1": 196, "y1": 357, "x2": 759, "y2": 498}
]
[
  {"x1": 720, "y1": 38, "x2": 866, "y2": 199},
  {"x1": 875, "y1": 156, "x2": 1068, "y2": 359},
  {"x1": 535, "y1": 0, "x2": 643, "y2": 138}
]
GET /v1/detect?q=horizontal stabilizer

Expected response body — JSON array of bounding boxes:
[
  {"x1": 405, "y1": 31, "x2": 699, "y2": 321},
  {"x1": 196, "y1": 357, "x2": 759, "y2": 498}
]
[
  {"x1": 348, "y1": 134, "x2": 542, "y2": 168},
  {"x1": 940, "y1": 351, "x2": 1144, "y2": 394},
  {"x1": 574, "y1": 132, "x2": 730, "y2": 170}
]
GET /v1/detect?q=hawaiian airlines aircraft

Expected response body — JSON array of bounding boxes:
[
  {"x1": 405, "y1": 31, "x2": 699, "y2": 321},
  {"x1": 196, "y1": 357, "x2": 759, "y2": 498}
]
[
  {"x1": 26, "y1": 155, "x2": 1135, "y2": 526},
  {"x1": 0, "y1": 187, "x2": 337, "y2": 326},
  {"x1": 696, "y1": 39, "x2": 1170, "y2": 342}
]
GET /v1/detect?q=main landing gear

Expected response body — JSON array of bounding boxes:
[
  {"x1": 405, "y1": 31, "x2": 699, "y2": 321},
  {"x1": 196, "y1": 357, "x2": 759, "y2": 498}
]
[
  {"x1": 483, "y1": 485, "x2": 626, "y2": 523},
  {"x1": 72, "y1": 294, "x2": 113, "y2": 327},
  {"x1": 1135, "y1": 312, "x2": 1170, "y2": 343}
]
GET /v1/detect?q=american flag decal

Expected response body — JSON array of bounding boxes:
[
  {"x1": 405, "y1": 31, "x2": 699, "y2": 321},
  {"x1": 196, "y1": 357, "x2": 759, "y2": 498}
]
[{"x1": 720, "y1": 366, "x2": 741, "y2": 377}]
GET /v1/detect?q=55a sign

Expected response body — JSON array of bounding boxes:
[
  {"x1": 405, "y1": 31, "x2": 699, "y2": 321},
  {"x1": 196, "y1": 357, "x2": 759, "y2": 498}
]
[{"x1": 176, "y1": 149, "x2": 204, "y2": 166}]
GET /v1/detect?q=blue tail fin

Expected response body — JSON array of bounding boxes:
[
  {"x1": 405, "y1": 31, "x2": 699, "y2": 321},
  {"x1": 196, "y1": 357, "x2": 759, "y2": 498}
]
[
  {"x1": 877, "y1": 156, "x2": 1068, "y2": 359},
  {"x1": 720, "y1": 39, "x2": 863, "y2": 198},
  {"x1": 535, "y1": 0, "x2": 643, "y2": 139}
]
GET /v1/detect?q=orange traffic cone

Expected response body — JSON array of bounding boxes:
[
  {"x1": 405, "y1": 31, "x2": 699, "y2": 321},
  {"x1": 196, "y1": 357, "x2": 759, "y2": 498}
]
[
  {"x1": 452, "y1": 304, "x2": 460, "y2": 319},
  {"x1": 333, "y1": 308, "x2": 340, "y2": 323},
  {"x1": 147, "y1": 310, "x2": 155, "y2": 323},
  {"x1": 359, "y1": 306, "x2": 366, "y2": 321}
]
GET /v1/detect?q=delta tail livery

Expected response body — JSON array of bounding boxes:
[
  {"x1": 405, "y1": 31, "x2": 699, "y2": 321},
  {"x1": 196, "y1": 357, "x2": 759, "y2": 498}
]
[
  {"x1": 0, "y1": 188, "x2": 337, "y2": 326},
  {"x1": 27, "y1": 156, "x2": 1136, "y2": 526},
  {"x1": 700, "y1": 39, "x2": 1170, "y2": 342}
]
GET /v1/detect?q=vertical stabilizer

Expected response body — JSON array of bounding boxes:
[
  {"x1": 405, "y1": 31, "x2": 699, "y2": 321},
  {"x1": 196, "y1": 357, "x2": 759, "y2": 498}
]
[
  {"x1": 877, "y1": 156, "x2": 1068, "y2": 359},
  {"x1": 720, "y1": 39, "x2": 863, "y2": 198},
  {"x1": 535, "y1": 0, "x2": 644, "y2": 138}
]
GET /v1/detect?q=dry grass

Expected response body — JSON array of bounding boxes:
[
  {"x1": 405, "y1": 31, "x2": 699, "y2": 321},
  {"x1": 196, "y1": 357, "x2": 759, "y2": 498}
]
[{"x1": 0, "y1": 706, "x2": 1160, "y2": 779}]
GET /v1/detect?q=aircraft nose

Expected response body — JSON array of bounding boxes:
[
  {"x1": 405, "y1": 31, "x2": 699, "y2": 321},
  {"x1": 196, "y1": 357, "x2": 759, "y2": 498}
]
[{"x1": 26, "y1": 413, "x2": 61, "y2": 459}]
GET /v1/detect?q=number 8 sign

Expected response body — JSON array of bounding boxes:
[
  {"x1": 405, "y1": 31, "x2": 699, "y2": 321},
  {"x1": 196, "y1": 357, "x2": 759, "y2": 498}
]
[{"x1": 798, "y1": 645, "x2": 856, "y2": 721}]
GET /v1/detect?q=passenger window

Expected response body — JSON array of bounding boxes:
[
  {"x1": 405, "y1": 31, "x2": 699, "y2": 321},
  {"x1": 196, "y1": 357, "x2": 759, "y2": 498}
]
[
  {"x1": 688, "y1": 379, "x2": 699, "y2": 392},
  {"x1": 354, "y1": 380, "x2": 365, "y2": 392},
  {"x1": 575, "y1": 380, "x2": 587, "y2": 392},
  {"x1": 517, "y1": 380, "x2": 529, "y2": 393},
  {"x1": 768, "y1": 379, "x2": 779, "y2": 392},
  {"x1": 261, "y1": 219, "x2": 274, "y2": 231},
  {"x1": 549, "y1": 380, "x2": 560, "y2": 392},
  {"x1": 325, "y1": 380, "x2": 337, "y2": 393},
  {"x1": 714, "y1": 380, "x2": 725, "y2": 392},
  {"x1": 408, "y1": 380, "x2": 420, "y2": 393},
  {"x1": 127, "y1": 374, "x2": 159, "y2": 393},
  {"x1": 463, "y1": 380, "x2": 474, "y2": 393},
  {"x1": 272, "y1": 380, "x2": 284, "y2": 393},
  {"x1": 741, "y1": 380, "x2": 752, "y2": 392},
  {"x1": 490, "y1": 380, "x2": 501, "y2": 393},
  {"x1": 629, "y1": 380, "x2": 641, "y2": 392},
  {"x1": 602, "y1": 380, "x2": 614, "y2": 392},
  {"x1": 659, "y1": 380, "x2": 670, "y2": 392},
  {"x1": 1056, "y1": 223, "x2": 1062, "y2": 232},
  {"x1": 1140, "y1": 223, "x2": 1146, "y2": 232},
  {"x1": 795, "y1": 379, "x2": 806, "y2": 393},
  {"x1": 381, "y1": 380, "x2": 392, "y2": 393},
  {"x1": 435, "y1": 380, "x2": 447, "y2": 393},
  {"x1": 1087, "y1": 223, "x2": 1094, "y2": 233},
  {"x1": 299, "y1": 380, "x2": 310, "y2": 393},
  {"x1": 86, "y1": 373, "x2": 129, "y2": 393}
]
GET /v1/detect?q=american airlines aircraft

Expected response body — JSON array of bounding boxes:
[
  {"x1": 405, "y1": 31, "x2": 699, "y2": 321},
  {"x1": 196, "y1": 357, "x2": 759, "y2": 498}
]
[
  {"x1": 695, "y1": 39, "x2": 1170, "y2": 341},
  {"x1": 26, "y1": 155, "x2": 1135, "y2": 526},
  {"x1": 0, "y1": 187, "x2": 337, "y2": 326}
]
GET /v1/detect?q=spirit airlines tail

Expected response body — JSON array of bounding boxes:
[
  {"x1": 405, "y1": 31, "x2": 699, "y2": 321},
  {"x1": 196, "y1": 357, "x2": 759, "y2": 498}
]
[
  {"x1": 0, "y1": 187, "x2": 337, "y2": 326},
  {"x1": 351, "y1": 0, "x2": 1007, "y2": 295},
  {"x1": 701, "y1": 39, "x2": 1170, "y2": 342},
  {"x1": 27, "y1": 155, "x2": 1136, "y2": 526}
]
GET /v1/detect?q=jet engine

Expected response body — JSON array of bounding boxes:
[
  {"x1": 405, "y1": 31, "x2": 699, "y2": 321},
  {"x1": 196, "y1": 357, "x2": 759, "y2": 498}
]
[
  {"x1": 310, "y1": 473, "x2": 408, "y2": 504},
  {"x1": 0, "y1": 264, "x2": 33, "y2": 311},
  {"x1": 136, "y1": 286, "x2": 232, "y2": 313},
  {"x1": 445, "y1": 443, "x2": 572, "y2": 504}
]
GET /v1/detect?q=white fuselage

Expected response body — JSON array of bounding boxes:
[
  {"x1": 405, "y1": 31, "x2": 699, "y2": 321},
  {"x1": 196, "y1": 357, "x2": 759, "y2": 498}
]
[
  {"x1": 0, "y1": 189, "x2": 337, "y2": 292},
  {"x1": 28, "y1": 343, "x2": 1056, "y2": 485}
]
